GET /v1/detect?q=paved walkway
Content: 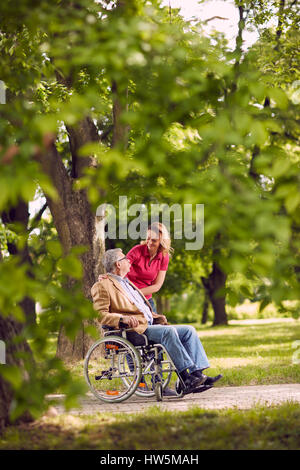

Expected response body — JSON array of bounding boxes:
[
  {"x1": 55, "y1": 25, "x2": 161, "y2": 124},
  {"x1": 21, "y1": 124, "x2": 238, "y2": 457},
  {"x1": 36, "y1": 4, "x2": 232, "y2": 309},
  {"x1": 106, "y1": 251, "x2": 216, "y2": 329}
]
[{"x1": 47, "y1": 384, "x2": 300, "y2": 416}]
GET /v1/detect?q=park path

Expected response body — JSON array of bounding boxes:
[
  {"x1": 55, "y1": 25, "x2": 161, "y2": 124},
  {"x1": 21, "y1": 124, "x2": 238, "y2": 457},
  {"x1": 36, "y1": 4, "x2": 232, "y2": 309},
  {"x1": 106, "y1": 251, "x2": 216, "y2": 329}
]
[{"x1": 47, "y1": 384, "x2": 300, "y2": 416}]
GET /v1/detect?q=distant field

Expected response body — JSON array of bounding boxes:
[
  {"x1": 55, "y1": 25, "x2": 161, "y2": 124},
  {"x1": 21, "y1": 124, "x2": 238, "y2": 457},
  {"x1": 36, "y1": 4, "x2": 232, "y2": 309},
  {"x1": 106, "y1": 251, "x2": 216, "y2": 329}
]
[{"x1": 194, "y1": 318, "x2": 300, "y2": 386}]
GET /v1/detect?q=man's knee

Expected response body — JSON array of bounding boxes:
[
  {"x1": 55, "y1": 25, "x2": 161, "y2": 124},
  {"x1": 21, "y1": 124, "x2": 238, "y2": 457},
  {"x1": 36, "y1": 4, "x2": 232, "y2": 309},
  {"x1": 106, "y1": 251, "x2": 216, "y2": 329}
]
[
  {"x1": 181, "y1": 325, "x2": 197, "y2": 337},
  {"x1": 162, "y1": 325, "x2": 179, "y2": 341}
]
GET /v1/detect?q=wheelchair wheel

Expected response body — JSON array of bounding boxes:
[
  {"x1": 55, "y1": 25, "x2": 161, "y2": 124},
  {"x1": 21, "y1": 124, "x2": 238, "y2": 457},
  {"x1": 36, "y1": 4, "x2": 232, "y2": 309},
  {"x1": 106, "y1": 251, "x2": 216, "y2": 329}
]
[
  {"x1": 84, "y1": 336, "x2": 142, "y2": 403},
  {"x1": 118, "y1": 346, "x2": 173, "y2": 398}
]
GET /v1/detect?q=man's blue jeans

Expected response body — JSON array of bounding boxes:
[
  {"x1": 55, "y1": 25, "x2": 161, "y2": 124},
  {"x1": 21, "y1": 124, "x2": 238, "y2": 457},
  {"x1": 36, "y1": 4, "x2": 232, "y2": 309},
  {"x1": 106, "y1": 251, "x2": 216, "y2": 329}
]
[{"x1": 144, "y1": 325, "x2": 210, "y2": 373}]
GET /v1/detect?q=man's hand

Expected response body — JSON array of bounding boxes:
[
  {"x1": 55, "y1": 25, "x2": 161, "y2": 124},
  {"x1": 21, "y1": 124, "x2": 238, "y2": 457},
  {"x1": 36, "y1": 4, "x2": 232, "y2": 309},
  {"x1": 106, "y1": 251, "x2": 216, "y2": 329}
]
[
  {"x1": 121, "y1": 316, "x2": 139, "y2": 328},
  {"x1": 153, "y1": 314, "x2": 168, "y2": 325}
]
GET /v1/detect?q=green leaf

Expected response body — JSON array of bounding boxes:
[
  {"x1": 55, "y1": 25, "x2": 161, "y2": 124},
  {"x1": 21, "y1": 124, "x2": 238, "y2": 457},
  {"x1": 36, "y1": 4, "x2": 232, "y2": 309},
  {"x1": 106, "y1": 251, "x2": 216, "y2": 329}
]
[
  {"x1": 285, "y1": 192, "x2": 300, "y2": 214},
  {"x1": 271, "y1": 158, "x2": 291, "y2": 178},
  {"x1": 0, "y1": 365, "x2": 23, "y2": 389},
  {"x1": 46, "y1": 240, "x2": 62, "y2": 259},
  {"x1": 57, "y1": 255, "x2": 83, "y2": 279},
  {"x1": 268, "y1": 88, "x2": 289, "y2": 109}
]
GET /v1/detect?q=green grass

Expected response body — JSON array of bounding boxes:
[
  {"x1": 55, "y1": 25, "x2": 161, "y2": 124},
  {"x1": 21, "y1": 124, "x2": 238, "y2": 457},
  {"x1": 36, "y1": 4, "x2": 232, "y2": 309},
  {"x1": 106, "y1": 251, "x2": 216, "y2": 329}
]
[
  {"x1": 1, "y1": 402, "x2": 300, "y2": 450},
  {"x1": 194, "y1": 318, "x2": 300, "y2": 386}
]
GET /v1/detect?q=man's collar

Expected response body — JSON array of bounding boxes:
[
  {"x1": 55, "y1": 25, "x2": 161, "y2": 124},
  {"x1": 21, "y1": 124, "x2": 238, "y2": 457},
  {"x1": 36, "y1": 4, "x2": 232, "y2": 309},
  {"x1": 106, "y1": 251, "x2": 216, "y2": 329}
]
[
  {"x1": 109, "y1": 273, "x2": 125, "y2": 282},
  {"x1": 107, "y1": 273, "x2": 153, "y2": 311}
]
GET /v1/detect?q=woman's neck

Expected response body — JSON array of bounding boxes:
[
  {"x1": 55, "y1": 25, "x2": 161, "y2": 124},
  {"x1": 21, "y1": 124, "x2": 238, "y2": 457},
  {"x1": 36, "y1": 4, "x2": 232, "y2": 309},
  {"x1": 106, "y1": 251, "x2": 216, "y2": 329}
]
[{"x1": 148, "y1": 248, "x2": 157, "y2": 259}]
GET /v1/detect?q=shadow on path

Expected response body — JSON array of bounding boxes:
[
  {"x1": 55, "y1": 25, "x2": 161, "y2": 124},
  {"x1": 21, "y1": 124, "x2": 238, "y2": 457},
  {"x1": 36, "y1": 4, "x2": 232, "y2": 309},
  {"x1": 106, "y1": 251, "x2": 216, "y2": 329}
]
[{"x1": 47, "y1": 384, "x2": 300, "y2": 415}]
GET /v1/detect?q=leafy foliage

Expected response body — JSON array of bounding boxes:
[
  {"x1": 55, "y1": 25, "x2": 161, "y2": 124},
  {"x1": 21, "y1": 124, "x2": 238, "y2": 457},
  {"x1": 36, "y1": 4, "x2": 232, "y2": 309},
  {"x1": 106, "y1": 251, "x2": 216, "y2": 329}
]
[{"x1": 0, "y1": 0, "x2": 299, "y2": 421}]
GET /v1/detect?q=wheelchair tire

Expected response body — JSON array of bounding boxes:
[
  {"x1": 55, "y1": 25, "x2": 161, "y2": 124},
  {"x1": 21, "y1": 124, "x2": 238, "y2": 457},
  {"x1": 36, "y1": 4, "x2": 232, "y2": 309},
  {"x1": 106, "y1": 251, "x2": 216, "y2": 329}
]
[
  {"x1": 175, "y1": 378, "x2": 184, "y2": 398},
  {"x1": 84, "y1": 336, "x2": 142, "y2": 403}
]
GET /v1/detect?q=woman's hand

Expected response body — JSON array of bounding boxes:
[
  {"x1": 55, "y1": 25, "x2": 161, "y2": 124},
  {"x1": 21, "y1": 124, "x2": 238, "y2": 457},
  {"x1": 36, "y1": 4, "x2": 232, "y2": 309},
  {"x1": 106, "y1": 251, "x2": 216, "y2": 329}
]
[{"x1": 98, "y1": 274, "x2": 108, "y2": 282}]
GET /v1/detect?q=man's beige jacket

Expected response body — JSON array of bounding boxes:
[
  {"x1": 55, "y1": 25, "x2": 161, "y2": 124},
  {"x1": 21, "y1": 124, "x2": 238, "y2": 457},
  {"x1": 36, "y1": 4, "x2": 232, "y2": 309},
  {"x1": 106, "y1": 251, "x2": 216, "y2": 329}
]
[{"x1": 91, "y1": 274, "x2": 168, "y2": 334}]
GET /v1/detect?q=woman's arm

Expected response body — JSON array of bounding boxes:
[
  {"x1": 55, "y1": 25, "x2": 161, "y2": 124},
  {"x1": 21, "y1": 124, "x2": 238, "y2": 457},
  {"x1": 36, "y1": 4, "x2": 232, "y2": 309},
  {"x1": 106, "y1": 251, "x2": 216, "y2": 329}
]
[{"x1": 139, "y1": 270, "x2": 167, "y2": 296}]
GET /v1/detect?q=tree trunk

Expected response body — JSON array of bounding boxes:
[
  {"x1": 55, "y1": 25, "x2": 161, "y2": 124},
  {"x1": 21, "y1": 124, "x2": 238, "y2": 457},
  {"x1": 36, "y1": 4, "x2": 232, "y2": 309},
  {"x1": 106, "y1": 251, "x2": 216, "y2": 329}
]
[
  {"x1": 154, "y1": 296, "x2": 170, "y2": 315},
  {"x1": 37, "y1": 135, "x2": 105, "y2": 361},
  {"x1": 40, "y1": 67, "x2": 129, "y2": 360},
  {"x1": 1, "y1": 200, "x2": 36, "y2": 326},
  {"x1": 201, "y1": 289, "x2": 210, "y2": 325},
  {"x1": 156, "y1": 295, "x2": 163, "y2": 315},
  {"x1": 201, "y1": 262, "x2": 228, "y2": 326},
  {"x1": 111, "y1": 81, "x2": 130, "y2": 151},
  {"x1": 0, "y1": 315, "x2": 34, "y2": 430}
]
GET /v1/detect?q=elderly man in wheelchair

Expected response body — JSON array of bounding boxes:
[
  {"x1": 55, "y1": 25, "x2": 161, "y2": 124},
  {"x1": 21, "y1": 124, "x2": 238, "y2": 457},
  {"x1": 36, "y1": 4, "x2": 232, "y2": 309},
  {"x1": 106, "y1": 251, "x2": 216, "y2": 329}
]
[{"x1": 84, "y1": 249, "x2": 222, "y2": 403}]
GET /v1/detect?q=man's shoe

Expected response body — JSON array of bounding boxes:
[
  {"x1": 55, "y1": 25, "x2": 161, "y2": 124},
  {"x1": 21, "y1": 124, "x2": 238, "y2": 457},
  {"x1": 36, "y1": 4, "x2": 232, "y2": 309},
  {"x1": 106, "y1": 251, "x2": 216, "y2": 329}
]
[
  {"x1": 193, "y1": 384, "x2": 213, "y2": 394},
  {"x1": 192, "y1": 370, "x2": 223, "y2": 387},
  {"x1": 162, "y1": 387, "x2": 178, "y2": 397},
  {"x1": 203, "y1": 374, "x2": 223, "y2": 386},
  {"x1": 183, "y1": 373, "x2": 207, "y2": 395}
]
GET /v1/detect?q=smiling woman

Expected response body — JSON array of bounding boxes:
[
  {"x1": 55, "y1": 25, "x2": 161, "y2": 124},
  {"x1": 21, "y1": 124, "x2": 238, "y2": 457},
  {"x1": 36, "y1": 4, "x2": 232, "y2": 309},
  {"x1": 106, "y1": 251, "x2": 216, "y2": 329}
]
[
  {"x1": 126, "y1": 222, "x2": 173, "y2": 311},
  {"x1": 97, "y1": 222, "x2": 172, "y2": 312}
]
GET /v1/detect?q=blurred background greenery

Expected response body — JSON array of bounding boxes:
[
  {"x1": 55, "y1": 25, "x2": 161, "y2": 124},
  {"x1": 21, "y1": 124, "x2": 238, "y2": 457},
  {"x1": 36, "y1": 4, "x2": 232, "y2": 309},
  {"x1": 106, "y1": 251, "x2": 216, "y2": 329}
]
[{"x1": 0, "y1": 0, "x2": 299, "y2": 429}]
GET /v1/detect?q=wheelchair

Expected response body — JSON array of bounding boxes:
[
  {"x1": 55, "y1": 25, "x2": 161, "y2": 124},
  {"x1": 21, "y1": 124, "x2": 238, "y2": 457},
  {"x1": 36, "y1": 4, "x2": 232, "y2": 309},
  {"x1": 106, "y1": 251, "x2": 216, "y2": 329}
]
[{"x1": 84, "y1": 325, "x2": 185, "y2": 403}]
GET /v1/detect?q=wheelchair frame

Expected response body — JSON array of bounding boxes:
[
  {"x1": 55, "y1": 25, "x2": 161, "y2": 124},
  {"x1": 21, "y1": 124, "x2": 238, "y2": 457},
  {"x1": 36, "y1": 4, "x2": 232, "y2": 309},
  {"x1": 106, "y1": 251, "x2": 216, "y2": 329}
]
[{"x1": 84, "y1": 326, "x2": 184, "y2": 403}]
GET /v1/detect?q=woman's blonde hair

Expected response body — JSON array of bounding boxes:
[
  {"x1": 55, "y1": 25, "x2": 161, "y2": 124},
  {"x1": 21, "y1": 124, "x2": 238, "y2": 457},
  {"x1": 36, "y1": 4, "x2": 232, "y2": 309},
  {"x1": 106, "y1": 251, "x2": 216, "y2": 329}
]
[{"x1": 141, "y1": 222, "x2": 174, "y2": 257}]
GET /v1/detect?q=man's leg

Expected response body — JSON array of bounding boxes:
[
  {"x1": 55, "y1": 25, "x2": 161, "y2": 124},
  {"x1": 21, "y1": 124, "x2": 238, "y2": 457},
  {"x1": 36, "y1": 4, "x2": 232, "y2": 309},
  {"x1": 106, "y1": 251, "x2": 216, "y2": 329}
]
[
  {"x1": 144, "y1": 325, "x2": 195, "y2": 373},
  {"x1": 145, "y1": 325, "x2": 208, "y2": 394},
  {"x1": 173, "y1": 325, "x2": 223, "y2": 386},
  {"x1": 172, "y1": 325, "x2": 210, "y2": 372}
]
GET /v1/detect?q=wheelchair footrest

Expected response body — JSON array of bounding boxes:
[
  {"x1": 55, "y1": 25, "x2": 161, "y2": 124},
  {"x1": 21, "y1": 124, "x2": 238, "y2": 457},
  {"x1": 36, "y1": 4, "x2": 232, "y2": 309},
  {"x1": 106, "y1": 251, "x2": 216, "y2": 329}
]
[{"x1": 188, "y1": 384, "x2": 213, "y2": 394}]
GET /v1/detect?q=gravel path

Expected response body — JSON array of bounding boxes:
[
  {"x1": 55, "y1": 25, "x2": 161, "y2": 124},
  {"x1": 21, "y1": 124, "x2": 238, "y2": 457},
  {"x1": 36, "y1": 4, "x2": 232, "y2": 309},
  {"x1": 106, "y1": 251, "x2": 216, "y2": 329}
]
[{"x1": 47, "y1": 384, "x2": 300, "y2": 416}]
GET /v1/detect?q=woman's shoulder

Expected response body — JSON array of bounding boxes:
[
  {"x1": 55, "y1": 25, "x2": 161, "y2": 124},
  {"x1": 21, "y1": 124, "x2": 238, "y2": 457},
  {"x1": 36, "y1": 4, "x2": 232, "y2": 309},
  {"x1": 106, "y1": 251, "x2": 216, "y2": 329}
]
[{"x1": 160, "y1": 251, "x2": 169, "y2": 269}]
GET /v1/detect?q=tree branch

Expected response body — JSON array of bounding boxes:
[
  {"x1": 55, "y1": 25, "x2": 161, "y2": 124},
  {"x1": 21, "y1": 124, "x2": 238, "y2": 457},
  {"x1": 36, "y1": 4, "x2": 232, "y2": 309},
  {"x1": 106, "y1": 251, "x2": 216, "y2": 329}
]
[
  {"x1": 28, "y1": 201, "x2": 48, "y2": 232},
  {"x1": 66, "y1": 117, "x2": 99, "y2": 179}
]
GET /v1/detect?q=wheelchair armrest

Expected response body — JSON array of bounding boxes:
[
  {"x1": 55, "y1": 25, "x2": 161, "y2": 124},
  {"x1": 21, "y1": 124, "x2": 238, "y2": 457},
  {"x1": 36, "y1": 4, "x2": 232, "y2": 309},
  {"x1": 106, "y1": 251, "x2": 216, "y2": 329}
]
[
  {"x1": 102, "y1": 325, "x2": 135, "y2": 340},
  {"x1": 101, "y1": 325, "x2": 114, "y2": 331},
  {"x1": 101, "y1": 325, "x2": 149, "y2": 346},
  {"x1": 102, "y1": 324, "x2": 134, "y2": 332}
]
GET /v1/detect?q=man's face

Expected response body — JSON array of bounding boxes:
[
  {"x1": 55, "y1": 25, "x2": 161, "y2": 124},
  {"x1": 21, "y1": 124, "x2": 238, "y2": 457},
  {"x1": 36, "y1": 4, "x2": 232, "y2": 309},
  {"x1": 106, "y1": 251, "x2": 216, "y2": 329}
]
[{"x1": 116, "y1": 251, "x2": 131, "y2": 277}]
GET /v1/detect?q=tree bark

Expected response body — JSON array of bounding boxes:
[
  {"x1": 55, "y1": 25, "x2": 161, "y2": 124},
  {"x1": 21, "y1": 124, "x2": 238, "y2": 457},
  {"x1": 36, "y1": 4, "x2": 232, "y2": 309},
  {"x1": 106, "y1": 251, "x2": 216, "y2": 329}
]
[
  {"x1": 155, "y1": 296, "x2": 170, "y2": 315},
  {"x1": 201, "y1": 262, "x2": 228, "y2": 326},
  {"x1": 111, "y1": 81, "x2": 130, "y2": 151},
  {"x1": 0, "y1": 315, "x2": 34, "y2": 431},
  {"x1": 156, "y1": 295, "x2": 163, "y2": 315},
  {"x1": 1, "y1": 200, "x2": 36, "y2": 326},
  {"x1": 201, "y1": 289, "x2": 210, "y2": 325}
]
